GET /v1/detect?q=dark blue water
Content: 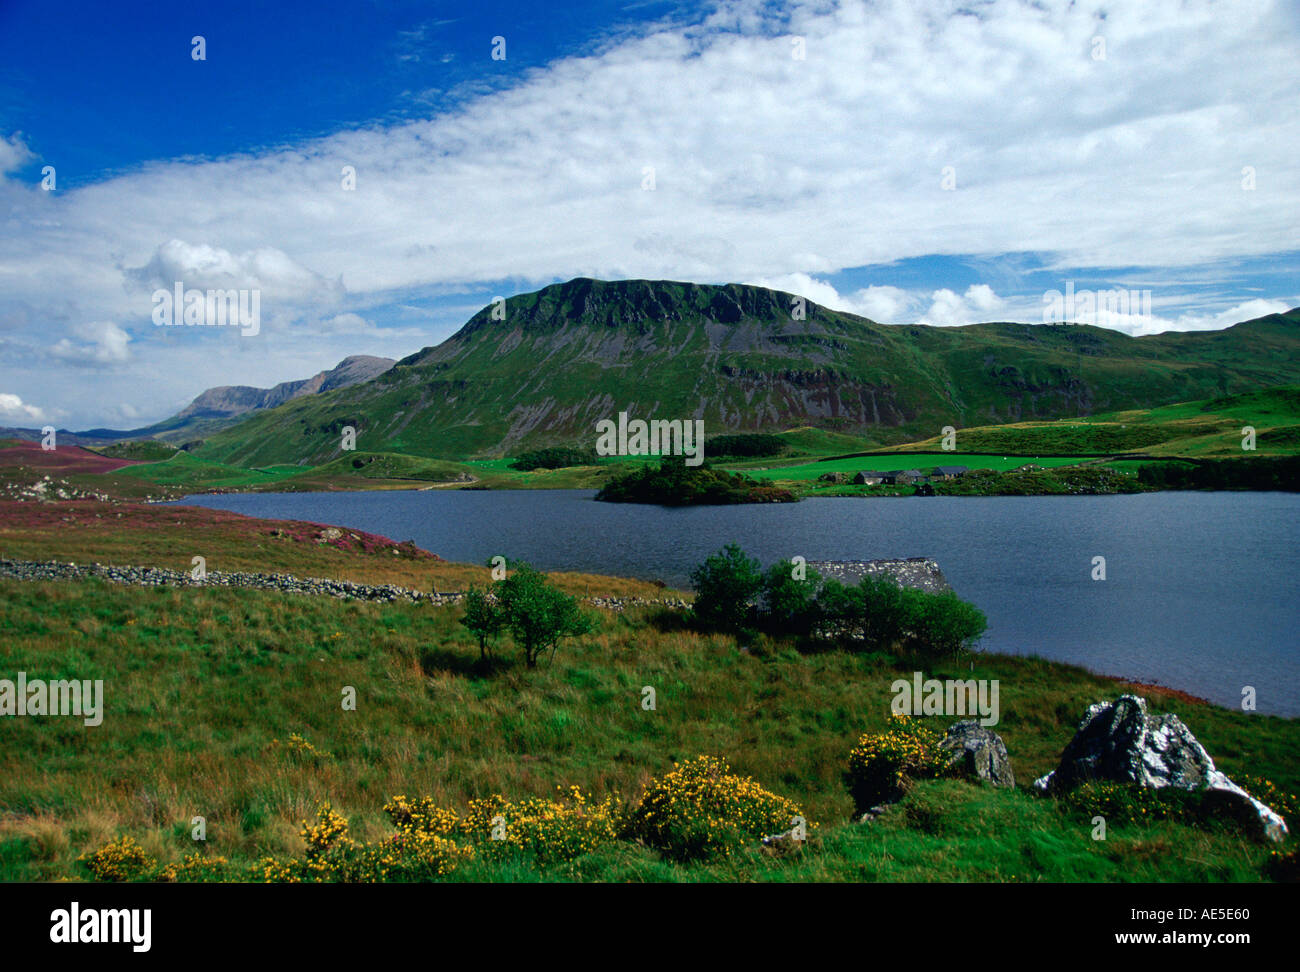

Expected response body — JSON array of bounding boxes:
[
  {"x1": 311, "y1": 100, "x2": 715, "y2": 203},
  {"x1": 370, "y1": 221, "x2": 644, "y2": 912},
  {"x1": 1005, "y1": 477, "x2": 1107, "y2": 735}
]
[{"x1": 172, "y1": 490, "x2": 1300, "y2": 715}]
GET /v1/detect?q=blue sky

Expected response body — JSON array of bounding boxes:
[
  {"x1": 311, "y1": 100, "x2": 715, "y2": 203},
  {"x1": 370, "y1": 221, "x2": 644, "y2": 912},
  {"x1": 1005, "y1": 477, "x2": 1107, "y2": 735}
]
[{"x1": 1, "y1": 0, "x2": 1297, "y2": 429}]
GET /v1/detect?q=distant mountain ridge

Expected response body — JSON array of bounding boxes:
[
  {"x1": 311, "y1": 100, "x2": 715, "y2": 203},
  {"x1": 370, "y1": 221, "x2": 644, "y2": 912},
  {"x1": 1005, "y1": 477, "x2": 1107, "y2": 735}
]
[
  {"x1": 187, "y1": 277, "x2": 1300, "y2": 466},
  {"x1": 0, "y1": 354, "x2": 395, "y2": 447},
  {"x1": 176, "y1": 355, "x2": 397, "y2": 422}
]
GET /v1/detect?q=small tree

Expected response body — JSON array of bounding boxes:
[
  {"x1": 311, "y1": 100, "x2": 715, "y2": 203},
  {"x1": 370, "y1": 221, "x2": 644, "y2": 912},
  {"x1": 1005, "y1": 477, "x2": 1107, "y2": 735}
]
[
  {"x1": 855, "y1": 575, "x2": 910, "y2": 647},
  {"x1": 904, "y1": 590, "x2": 987, "y2": 658},
  {"x1": 495, "y1": 564, "x2": 594, "y2": 667},
  {"x1": 760, "y1": 560, "x2": 821, "y2": 635},
  {"x1": 459, "y1": 585, "x2": 503, "y2": 661},
  {"x1": 689, "y1": 543, "x2": 763, "y2": 632}
]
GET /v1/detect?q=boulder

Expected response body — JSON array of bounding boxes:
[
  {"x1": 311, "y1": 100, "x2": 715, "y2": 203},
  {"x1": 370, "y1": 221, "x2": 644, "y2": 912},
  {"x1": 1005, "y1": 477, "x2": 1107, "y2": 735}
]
[
  {"x1": 1033, "y1": 695, "x2": 1288, "y2": 842},
  {"x1": 938, "y1": 720, "x2": 1015, "y2": 788}
]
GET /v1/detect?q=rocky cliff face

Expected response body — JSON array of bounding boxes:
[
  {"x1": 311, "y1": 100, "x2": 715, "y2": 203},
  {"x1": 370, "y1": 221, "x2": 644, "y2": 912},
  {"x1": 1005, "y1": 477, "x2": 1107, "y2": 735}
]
[{"x1": 179, "y1": 355, "x2": 396, "y2": 419}]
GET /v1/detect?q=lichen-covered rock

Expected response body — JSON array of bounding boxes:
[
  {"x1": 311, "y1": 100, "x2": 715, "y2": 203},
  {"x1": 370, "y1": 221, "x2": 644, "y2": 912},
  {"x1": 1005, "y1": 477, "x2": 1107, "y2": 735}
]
[
  {"x1": 1034, "y1": 695, "x2": 1288, "y2": 842},
  {"x1": 938, "y1": 720, "x2": 1015, "y2": 788}
]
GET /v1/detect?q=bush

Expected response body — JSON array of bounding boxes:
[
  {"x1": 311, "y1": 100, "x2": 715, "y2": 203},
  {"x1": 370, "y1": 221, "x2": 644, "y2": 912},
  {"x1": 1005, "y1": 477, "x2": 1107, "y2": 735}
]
[
  {"x1": 902, "y1": 589, "x2": 987, "y2": 657},
  {"x1": 254, "y1": 802, "x2": 474, "y2": 883},
  {"x1": 510, "y1": 447, "x2": 599, "y2": 471},
  {"x1": 160, "y1": 852, "x2": 232, "y2": 882},
  {"x1": 690, "y1": 544, "x2": 763, "y2": 632},
  {"x1": 459, "y1": 585, "x2": 503, "y2": 660},
  {"x1": 624, "y1": 755, "x2": 806, "y2": 861},
  {"x1": 846, "y1": 716, "x2": 951, "y2": 810},
  {"x1": 386, "y1": 787, "x2": 622, "y2": 864},
  {"x1": 760, "y1": 560, "x2": 822, "y2": 635},
  {"x1": 79, "y1": 834, "x2": 156, "y2": 882}
]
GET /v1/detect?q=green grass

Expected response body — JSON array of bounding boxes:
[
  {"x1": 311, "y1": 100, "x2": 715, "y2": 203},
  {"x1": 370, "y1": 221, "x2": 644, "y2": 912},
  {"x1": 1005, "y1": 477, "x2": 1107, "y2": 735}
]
[
  {"x1": 739, "y1": 452, "x2": 1090, "y2": 482},
  {"x1": 1, "y1": 574, "x2": 1292, "y2": 882},
  {"x1": 112, "y1": 451, "x2": 303, "y2": 490}
]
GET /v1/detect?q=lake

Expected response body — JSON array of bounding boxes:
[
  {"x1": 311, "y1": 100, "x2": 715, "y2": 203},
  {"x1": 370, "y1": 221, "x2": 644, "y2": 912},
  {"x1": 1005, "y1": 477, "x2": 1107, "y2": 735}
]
[{"x1": 171, "y1": 489, "x2": 1300, "y2": 716}]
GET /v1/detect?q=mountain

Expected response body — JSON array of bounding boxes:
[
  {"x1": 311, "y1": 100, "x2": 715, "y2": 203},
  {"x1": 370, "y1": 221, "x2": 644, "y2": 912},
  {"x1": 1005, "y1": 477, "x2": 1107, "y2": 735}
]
[
  {"x1": 1, "y1": 355, "x2": 396, "y2": 447},
  {"x1": 190, "y1": 278, "x2": 1300, "y2": 466},
  {"x1": 168, "y1": 354, "x2": 397, "y2": 434}
]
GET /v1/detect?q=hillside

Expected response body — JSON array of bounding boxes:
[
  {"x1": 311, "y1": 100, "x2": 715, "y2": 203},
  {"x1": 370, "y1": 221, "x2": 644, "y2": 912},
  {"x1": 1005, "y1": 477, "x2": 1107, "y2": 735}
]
[
  {"x1": 877, "y1": 386, "x2": 1300, "y2": 459},
  {"x1": 177, "y1": 278, "x2": 1300, "y2": 466}
]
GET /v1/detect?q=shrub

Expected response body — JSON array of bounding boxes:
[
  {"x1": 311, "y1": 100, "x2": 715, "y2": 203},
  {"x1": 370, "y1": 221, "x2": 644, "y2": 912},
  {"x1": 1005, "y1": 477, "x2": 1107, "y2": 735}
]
[
  {"x1": 384, "y1": 787, "x2": 621, "y2": 864},
  {"x1": 160, "y1": 852, "x2": 231, "y2": 882},
  {"x1": 1057, "y1": 781, "x2": 1192, "y2": 825},
  {"x1": 510, "y1": 447, "x2": 599, "y2": 471},
  {"x1": 902, "y1": 589, "x2": 987, "y2": 658},
  {"x1": 846, "y1": 716, "x2": 951, "y2": 810},
  {"x1": 79, "y1": 835, "x2": 156, "y2": 882},
  {"x1": 690, "y1": 543, "x2": 763, "y2": 632},
  {"x1": 624, "y1": 755, "x2": 806, "y2": 861},
  {"x1": 760, "y1": 559, "x2": 822, "y2": 635},
  {"x1": 1233, "y1": 775, "x2": 1299, "y2": 827},
  {"x1": 254, "y1": 802, "x2": 474, "y2": 883},
  {"x1": 856, "y1": 575, "x2": 911, "y2": 646},
  {"x1": 459, "y1": 585, "x2": 503, "y2": 660}
]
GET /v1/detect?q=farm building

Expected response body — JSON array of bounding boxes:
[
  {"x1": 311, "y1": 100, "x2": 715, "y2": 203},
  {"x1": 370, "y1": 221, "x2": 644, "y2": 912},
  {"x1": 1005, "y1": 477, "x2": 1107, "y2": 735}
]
[
  {"x1": 853, "y1": 470, "x2": 885, "y2": 485},
  {"x1": 931, "y1": 465, "x2": 968, "y2": 480},
  {"x1": 882, "y1": 469, "x2": 923, "y2": 485}
]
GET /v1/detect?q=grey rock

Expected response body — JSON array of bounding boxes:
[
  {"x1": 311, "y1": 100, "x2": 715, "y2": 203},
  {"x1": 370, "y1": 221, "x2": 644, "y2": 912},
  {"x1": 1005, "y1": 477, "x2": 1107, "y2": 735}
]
[
  {"x1": 805, "y1": 558, "x2": 952, "y2": 594},
  {"x1": 939, "y1": 720, "x2": 1015, "y2": 788},
  {"x1": 1033, "y1": 695, "x2": 1288, "y2": 842}
]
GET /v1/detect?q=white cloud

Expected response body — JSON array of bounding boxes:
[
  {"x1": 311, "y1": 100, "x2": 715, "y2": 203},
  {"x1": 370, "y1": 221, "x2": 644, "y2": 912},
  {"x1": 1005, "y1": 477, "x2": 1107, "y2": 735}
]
[
  {"x1": 127, "y1": 240, "x2": 344, "y2": 302},
  {"x1": 50, "y1": 321, "x2": 132, "y2": 366},
  {"x1": 315, "y1": 312, "x2": 374, "y2": 334},
  {"x1": 1, "y1": 0, "x2": 1297, "y2": 426},
  {"x1": 0, "y1": 133, "x2": 34, "y2": 175},
  {"x1": 921, "y1": 285, "x2": 1008, "y2": 325},
  {"x1": 0, "y1": 392, "x2": 45, "y2": 423}
]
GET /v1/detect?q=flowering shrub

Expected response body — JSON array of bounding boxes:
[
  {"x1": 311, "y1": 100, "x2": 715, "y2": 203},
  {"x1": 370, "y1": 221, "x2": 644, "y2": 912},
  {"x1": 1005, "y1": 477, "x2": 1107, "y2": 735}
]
[
  {"x1": 1059, "y1": 781, "x2": 1194, "y2": 825},
  {"x1": 385, "y1": 786, "x2": 621, "y2": 863},
  {"x1": 846, "y1": 715, "x2": 951, "y2": 809},
  {"x1": 160, "y1": 852, "x2": 231, "y2": 882},
  {"x1": 254, "y1": 802, "x2": 473, "y2": 882},
  {"x1": 78, "y1": 835, "x2": 156, "y2": 882},
  {"x1": 624, "y1": 755, "x2": 807, "y2": 861},
  {"x1": 1233, "y1": 775, "x2": 1299, "y2": 827}
]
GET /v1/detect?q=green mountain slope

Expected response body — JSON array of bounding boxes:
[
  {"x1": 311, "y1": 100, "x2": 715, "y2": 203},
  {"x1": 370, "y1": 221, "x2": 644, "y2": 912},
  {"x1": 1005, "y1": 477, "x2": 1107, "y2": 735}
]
[{"x1": 194, "y1": 278, "x2": 1300, "y2": 465}]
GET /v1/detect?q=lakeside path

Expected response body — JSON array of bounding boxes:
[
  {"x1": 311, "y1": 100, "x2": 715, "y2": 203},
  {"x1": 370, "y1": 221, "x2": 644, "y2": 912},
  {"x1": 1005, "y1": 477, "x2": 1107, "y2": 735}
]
[{"x1": 0, "y1": 557, "x2": 689, "y2": 612}]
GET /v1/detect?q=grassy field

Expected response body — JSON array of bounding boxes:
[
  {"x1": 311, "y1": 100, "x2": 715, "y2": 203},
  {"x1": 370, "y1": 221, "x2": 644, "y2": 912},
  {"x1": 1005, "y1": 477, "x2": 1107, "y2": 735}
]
[
  {"x1": 739, "y1": 452, "x2": 1090, "y2": 481},
  {"x1": 0, "y1": 569, "x2": 1292, "y2": 882},
  {"x1": 890, "y1": 386, "x2": 1300, "y2": 459}
]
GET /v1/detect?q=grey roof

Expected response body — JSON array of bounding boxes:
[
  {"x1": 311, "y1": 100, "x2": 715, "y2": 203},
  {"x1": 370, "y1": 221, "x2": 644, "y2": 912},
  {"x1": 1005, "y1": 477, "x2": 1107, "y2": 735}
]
[{"x1": 933, "y1": 465, "x2": 968, "y2": 475}]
